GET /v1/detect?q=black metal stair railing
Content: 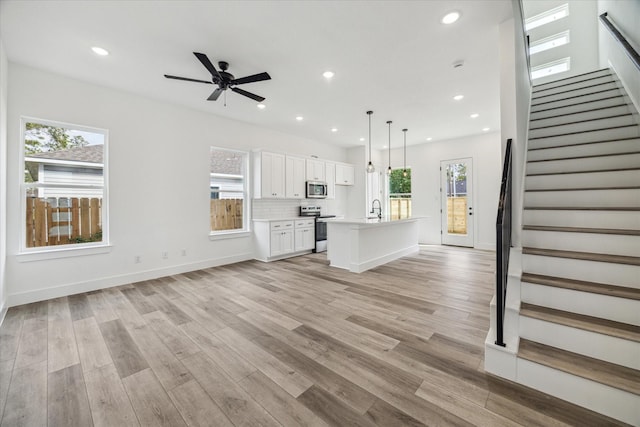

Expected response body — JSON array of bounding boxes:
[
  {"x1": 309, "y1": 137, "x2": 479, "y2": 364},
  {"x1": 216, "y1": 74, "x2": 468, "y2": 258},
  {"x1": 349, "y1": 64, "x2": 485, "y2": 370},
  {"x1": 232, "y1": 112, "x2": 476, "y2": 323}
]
[
  {"x1": 495, "y1": 139, "x2": 513, "y2": 347},
  {"x1": 599, "y1": 12, "x2": 640, "y2": 71}
]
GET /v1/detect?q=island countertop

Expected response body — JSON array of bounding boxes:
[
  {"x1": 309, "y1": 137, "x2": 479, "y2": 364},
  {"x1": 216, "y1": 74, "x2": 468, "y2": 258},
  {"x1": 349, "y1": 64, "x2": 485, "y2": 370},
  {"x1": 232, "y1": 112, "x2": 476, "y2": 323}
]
[{"x1": 325, "y1": 216, "x2": 422, "y2": 226}]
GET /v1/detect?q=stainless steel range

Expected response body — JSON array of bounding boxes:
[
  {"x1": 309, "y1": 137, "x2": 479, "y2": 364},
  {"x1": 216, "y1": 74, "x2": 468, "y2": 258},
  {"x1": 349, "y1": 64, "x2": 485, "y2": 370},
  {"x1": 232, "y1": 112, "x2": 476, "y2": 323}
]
[{"x1": 299, "y1": 206, "x2": 336, "y2": 253}]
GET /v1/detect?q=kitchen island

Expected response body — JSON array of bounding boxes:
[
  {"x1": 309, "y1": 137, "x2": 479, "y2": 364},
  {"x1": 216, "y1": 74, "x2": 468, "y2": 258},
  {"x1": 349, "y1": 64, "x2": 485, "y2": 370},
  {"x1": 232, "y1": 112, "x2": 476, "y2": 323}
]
[{"x1": 326, "y1": 217, "x2": 420, "y2": 273}]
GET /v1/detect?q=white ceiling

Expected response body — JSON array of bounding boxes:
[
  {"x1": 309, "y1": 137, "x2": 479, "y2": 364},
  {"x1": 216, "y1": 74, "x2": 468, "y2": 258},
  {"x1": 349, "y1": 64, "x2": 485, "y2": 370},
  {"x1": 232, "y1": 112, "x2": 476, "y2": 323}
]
[{"x1": 0, "y1": 0, "x2": 512, "y2": 150}]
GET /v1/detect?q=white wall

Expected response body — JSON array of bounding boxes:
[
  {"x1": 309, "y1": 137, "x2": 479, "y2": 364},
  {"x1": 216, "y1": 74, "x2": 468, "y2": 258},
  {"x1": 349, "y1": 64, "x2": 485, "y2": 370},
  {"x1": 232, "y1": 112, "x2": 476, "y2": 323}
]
[
  {"x1": 0, "y1": 37, "x2": 8, "y2": 321},
  {"x1": 598, "y1": 0, "x2": 640, "y2": 111},
  {"x1": 6, "y1": 63, "x2": 348, "y2": 306},
  {"x1": 382, "y1": 132, "x2": 501, "y2": 250}
]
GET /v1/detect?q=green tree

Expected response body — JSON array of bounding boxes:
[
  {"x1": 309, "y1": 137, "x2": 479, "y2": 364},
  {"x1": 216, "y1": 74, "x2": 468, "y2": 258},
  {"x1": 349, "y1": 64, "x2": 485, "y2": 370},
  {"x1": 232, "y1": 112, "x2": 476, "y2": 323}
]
[
  {"x1": 25, "y1": 123, "x2": 89, "y2": 155},
  {"x1": 389, "y1": 168, "x2": 411, "y2": 194}
]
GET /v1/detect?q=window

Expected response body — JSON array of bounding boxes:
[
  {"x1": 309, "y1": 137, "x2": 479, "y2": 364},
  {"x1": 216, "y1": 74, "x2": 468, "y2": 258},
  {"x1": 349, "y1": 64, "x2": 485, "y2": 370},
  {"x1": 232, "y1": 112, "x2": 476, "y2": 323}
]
[
  {"x1": 525, "y1": 3, "x2": 569, "y2": 31},
  {"x1": 529, "y1": 30, "x2": 570, "y2": 55},
  {"x1": 388, "y1": 168, "x2": 411, "y2": 220},
  {"x1": 531, "y1": 57, "x2": 571, "y2": 80},
  {"x1": 210, "y1": 147, "x2": 249, "y2": 235},
  {"x1": 21, "y1": 118, "x2": 108, "y2": 251}
]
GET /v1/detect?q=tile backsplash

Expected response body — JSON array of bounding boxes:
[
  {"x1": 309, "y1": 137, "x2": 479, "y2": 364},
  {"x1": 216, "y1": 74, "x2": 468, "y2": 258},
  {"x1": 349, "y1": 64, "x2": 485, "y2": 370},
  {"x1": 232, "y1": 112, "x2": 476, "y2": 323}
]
[{"x1": 252, "y1": 196, "x2": 345, "y2": 219}]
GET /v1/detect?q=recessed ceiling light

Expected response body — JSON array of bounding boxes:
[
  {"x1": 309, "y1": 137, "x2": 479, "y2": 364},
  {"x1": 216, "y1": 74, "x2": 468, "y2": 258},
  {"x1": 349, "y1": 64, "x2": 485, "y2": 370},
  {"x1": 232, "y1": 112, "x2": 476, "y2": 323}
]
[
  {"x1": 359, "y1": 137, "x2": 365, "y2": 141},
  {"x1": 482, "y1": 127, "x2": 490, "y2": 132},
  {"x1": 426, "y1": 137, "x2": 433, "y2": 141},
  {"x1": 296, "y1": 116, "x2": 304, "y2": 121},
  {"x1": 91, "y1": 46, "x2": 109, "y2": 56},
  {"x1": 441, "y1": 11, "x2": 460, "y2": 24},
  {"x1": 453, "y1": 95, "x2": 464, "y2": 101},
  {"x1": 470, "y1": 113, "x2": 479, "y2": 118},
  {"x1": 382, "y1": 145, "x2": 387, "y2": 149},
  {"x1": 257, "y1": 103, "x2": 266, "y2": 109},
  {"x1": 331, "y1": 127, "x2": 338, "y2": 132},
  {"x1": 323, "y1": 71, "x2": 335, "y2": 79}
]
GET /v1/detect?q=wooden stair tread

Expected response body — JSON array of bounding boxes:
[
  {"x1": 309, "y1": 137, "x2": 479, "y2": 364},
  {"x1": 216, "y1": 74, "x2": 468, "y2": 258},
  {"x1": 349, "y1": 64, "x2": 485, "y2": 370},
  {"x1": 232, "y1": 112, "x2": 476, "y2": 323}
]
[
  {"x1": 529, "y1": 104, "x2": 629, "y2": 123},
  {"x1": 521, "y1": 272, "x2": 640, "y2": 301},
  {"x1": 531, "y1": 89, "x2": 622, "y2": 109},
  {"x1": 528, "y1": 125, "x2": 638, "y2": 141},
  {"x1": 522, "y1": 247, "x2": 640, "y2": 266},
  {"x1": 526, "y1": 167, "x2": 640, "y2": 176},
  {"x1": 528, "y1": 151, "x2": 640, "y2": 163},
  {"x1": 518, "y1": 339, "x2": 640, "y2": 395},
  {"x1": 523, "y1": 225, "x2": 640, "y2": 236},
  {"x1": 529, "y1": 113, "x2": 633, "y2": 131},
  {"x1": 528, "y1": 136, "x2": 640, "y2": 151},
  {"x1": 532, "y1": 69, "x2": 611, "y2": 90},
  {"x1": 526, "y1": 186, "x2": 640, "y2": 191},
  {"x1": 531, "y1": 95, "x2": 624, "y2": 115},
  {"x1": 520, "y1": 302, "x2": 640, "y2": 342}
]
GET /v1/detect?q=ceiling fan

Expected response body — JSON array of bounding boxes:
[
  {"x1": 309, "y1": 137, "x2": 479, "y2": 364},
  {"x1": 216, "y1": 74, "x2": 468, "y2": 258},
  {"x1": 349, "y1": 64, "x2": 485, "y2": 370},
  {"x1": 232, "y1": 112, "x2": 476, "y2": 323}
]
[{"x1": 164, "y1": 52, "x2": 271, "y2": 102}]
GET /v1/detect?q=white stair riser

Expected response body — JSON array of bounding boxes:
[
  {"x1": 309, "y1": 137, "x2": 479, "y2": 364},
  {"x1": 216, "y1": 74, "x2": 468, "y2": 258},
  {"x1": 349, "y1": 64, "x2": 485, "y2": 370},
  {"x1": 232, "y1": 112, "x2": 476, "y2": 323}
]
[
  {"x1": 516, "y1": 359, "x2": 639, "y2": 426},
  {"x1": 532, "y1": 70, "x2": 613, "y2": 93},
  {"x1": 530, "y1": 105, "x2": 632, "y2": 129},
  {"x1": 531, "y1": 89, "x2": 622, "y2": 113},
  {"x1": 532, "y1": 75, "x2": 616, "y2": 98},
  {"x1": 522, "y1": 229, "x2": 640, "y2": 257},
  {"x1": 520, "y1": 317, "x2": 640, "y2": 369},
  {"x1": 532, "y1": 82, "x2": 621, "y2": 106},
  {"x1": 525, "y1": 169, "x2": 640, "y2": 190},
  {"x1": 523, "y1": 209, "x2": 640, "y2": 230},
  {"x1": 528, "y1": 126, "x2": 640, "y2": 150},
  {"x1": 529, "y1": 115, "x2": 636, "y2": 139},
  {"x1": 522, "y1": 254, "x2": 640, "y2": 288},
  {"x1": 524, "y1": 188, "x2": 640, "y2": 208},
  {"x1": 530, "y1": 97, "x2": 627, "y2": 121},
  {"x1": 527, "y1": 153, "x2": 640, "y2": 174},
  {"x1": 527, "y1": 138, "x2": 640, "y2": 161},
  {"x1": 521, "y1": 282, "x2": 640, "y2": 326}
]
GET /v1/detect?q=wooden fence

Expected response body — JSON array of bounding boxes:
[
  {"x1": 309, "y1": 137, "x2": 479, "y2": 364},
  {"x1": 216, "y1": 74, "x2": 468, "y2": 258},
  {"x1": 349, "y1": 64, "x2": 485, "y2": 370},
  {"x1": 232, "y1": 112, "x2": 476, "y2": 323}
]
[
  {"x1": 25, "y1": 197, "x2": 102, "y2": 248},
  {"x1": 390, "y1": 198, "x2": 412, "y2": 219},
  {"x1": 447, "y1": 196, "x2": 467, "y2": 234},
  {"x1": 211, "y1": 199, "x2": 243, "y2": 231}
]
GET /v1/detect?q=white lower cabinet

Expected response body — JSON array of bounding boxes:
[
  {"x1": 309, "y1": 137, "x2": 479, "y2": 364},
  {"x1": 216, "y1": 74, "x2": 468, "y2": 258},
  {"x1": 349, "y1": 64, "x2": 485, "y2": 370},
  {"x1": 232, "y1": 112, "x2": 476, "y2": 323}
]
[{"x1": 254, "y1": 218, "x2": 315, "y2": 261}]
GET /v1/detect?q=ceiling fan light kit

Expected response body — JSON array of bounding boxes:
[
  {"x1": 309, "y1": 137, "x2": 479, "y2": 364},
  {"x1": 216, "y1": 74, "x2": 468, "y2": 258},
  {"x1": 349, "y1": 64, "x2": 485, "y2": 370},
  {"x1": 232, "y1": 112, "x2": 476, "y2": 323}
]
[{"x1": 164, "y1": 52, "x2": 271, "y2": 104}]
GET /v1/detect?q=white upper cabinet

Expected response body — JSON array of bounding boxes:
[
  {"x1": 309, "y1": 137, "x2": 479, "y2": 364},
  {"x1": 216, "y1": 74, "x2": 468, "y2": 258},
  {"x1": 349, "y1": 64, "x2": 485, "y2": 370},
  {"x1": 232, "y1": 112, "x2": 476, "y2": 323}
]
[
  {"x1": 254, "y1": 151, "x2": 285, "y2": 198},
  {"x1": 285, "y1": 155, "x2": 306, "y2": 199},
  {"x1": 325, "y1": 161, "x2": 336, "y2": 199},
  {"x1": 306, "y1": 159, "x2": 325, "y2": 182},
  {"x1": 335, "y1": 163, "x2": 355, "y2": 186}
]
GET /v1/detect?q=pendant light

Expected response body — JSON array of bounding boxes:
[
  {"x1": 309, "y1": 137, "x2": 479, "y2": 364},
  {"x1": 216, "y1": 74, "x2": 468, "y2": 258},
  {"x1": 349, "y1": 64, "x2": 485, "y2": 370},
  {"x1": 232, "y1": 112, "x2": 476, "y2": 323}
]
[
  {"x1": 386, "y1": 121, "x2": 392, "y2": 176},
  {"x1": 366, "y1": 110, "x2": 375, "y2": 173},
  {"x1": 402, "y1": 128, "x2": 408, "y2": 177}
]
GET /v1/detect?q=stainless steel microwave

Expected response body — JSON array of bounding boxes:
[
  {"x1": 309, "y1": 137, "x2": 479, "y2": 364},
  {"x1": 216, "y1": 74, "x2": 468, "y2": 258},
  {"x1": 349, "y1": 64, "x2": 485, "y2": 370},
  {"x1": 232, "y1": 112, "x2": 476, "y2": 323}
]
[{"x1": 306, "y1": 181, "x2": 328, "y2": 199}]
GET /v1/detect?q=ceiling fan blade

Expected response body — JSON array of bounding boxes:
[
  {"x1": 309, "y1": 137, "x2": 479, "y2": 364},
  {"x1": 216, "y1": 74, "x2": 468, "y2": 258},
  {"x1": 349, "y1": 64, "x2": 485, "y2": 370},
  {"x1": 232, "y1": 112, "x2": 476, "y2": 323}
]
[
  {"x1": 207, "y1": 88, "x2": 223, "y2": 101},
  {"x1": 193, "y1": 52, "x2": 221, "y2": 80},
  {"x1": 164, "y1": 74, "x2": 213, "y2": 84},
  {"x1": 231, "y1": 72, "x2": 271, "y2": 86},
  {"x1": 231, "y1": 87, "x2": 265, "y2": 102}
]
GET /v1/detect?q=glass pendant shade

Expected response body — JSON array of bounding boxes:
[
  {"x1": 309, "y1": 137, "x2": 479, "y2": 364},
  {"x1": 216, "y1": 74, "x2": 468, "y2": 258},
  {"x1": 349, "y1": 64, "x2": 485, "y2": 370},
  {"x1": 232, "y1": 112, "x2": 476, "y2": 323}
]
[
  {"x1": 386, "y1": 120, "x2": 392, "y2": 176},
  {"x1": 366, "y1": 110, "x2": 375, "y2": 173}
]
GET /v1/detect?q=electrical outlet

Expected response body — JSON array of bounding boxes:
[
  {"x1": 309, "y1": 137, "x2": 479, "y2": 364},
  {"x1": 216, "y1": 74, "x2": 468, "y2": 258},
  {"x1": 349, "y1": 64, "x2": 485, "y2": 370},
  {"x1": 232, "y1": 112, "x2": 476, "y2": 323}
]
[
  {"x1": 162, "y1": 251, "x2": 169, "y2": 259},
  {"x1": 180, "y1": 249, "x2": 187, "y2": 257},
  {"x1": 134, "y1": 255, "x2": 141, "y2": 264}
]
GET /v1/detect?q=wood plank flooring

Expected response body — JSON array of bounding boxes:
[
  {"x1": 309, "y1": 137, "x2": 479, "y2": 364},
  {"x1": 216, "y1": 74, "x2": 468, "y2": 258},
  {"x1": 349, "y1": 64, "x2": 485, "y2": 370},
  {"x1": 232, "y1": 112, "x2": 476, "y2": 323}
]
[{"x1": 0, "y1": 245, "x2": 628, "y2": 426}]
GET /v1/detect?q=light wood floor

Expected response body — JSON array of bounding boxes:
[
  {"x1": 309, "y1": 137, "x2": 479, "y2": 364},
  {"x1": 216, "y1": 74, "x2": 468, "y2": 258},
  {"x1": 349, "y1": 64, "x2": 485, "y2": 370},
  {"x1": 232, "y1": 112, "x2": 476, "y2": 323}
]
[{"x1": 0, "y1": 245, "x2": 627, "y2": 426}]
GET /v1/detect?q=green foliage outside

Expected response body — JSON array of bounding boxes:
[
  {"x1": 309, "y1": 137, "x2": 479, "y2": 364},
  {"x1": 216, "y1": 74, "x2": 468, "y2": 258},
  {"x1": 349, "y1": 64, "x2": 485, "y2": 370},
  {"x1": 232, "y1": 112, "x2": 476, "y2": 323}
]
[
  {"x1": 73, "y1": 230, "x2": 103, "y2": 244},
  {"x1": 389, "y1": 168, "x2": 411, "y2": 195},
  {"x1": 24, "y1": 123, "x2": 90, "y2": 183}
]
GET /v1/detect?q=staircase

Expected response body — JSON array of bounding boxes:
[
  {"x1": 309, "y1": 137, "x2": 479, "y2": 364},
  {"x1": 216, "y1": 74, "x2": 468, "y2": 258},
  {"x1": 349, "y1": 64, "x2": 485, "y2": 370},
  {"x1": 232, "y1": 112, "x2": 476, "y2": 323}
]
[{"x1": 518, "y1": 68, "x2": 640, "y2": 425}]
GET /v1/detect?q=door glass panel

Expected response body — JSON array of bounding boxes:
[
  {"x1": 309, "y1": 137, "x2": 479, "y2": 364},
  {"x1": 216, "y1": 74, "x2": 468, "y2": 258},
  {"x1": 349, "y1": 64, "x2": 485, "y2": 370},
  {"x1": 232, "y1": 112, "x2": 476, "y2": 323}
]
[{"x1": 445, "y1": 163, "x2": 468, "y2": 235}]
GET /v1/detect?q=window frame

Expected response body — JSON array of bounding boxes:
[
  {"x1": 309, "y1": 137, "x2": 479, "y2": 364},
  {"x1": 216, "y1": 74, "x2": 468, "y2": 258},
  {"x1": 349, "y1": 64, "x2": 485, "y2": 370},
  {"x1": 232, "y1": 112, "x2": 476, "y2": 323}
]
[
  {"x1": 208, "y1": 146, "x2": 251, "y2": 240},
  {"x1": 18, "y1": 116, "x2": 110, "y2": 259}
]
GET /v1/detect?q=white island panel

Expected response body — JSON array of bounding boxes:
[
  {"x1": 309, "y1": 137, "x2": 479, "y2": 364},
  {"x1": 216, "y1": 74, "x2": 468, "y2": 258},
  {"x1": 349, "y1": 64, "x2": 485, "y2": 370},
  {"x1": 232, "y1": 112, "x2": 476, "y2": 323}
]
[{"x1": 327, "y1": 218, "x2": 420, "y2": 273}]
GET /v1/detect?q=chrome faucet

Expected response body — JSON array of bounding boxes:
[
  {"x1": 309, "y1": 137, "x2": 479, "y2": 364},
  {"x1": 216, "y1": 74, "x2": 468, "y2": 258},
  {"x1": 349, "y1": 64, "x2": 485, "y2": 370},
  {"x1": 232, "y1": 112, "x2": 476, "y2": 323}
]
[{"x1": 370, "y1": 199, "x2": 382, "y2": 219}]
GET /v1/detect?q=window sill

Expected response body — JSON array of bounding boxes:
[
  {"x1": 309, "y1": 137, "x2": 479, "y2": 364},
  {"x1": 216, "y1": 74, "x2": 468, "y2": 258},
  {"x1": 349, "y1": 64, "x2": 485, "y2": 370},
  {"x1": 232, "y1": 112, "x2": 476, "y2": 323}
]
[
  {"x1": 17, "y1": 243, "x2": 113, "y2": 262},
  {"x1": 209, "y1": 231, "x2": 252, "y2": 241}
]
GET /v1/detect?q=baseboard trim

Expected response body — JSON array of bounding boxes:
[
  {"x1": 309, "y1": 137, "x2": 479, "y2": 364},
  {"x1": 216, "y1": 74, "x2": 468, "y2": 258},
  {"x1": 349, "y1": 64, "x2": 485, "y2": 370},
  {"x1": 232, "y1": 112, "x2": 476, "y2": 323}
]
[
  {"x1": 6, "y1": 252, "x2": 253, "y2": 307},
  {"x1": 348, "y1": 244, "x2": 419, "y2": 273}
]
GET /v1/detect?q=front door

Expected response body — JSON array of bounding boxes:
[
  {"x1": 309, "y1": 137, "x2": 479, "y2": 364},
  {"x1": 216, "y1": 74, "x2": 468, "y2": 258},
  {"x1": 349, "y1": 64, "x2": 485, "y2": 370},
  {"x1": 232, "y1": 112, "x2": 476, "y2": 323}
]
[{"x1": 441, "y1": 158, "x2": 474, "y2": 247}]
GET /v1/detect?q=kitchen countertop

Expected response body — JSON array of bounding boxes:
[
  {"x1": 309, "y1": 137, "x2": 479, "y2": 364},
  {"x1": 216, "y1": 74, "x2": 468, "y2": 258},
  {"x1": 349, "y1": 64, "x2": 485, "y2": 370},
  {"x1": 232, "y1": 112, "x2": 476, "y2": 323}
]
[
  {"x1": 252, "y1": 217, "x2": 308, "y2": 222},
  {"x1": 325, "y1": 216, "x2": 422, "y2": 225}
]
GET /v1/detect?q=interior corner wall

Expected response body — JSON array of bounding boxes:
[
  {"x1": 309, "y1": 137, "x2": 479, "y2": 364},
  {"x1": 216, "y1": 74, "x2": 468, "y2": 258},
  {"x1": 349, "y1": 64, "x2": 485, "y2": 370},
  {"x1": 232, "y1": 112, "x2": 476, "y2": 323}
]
[
  {"x1": 408, "y1": 132, "x2": 502, "y2": 250},
  {"x1": 6, "y1": 63, "x2": 348, "y2": 307},
  {"x1": 0, "y1": 38, "x2": 8, "y2": 322},
  {"x1": 499, "y1": 0, "x2": 532, "y2": 249},
  {"x1": 597, "y1": 0, "x2": 640, "y2": 111}
]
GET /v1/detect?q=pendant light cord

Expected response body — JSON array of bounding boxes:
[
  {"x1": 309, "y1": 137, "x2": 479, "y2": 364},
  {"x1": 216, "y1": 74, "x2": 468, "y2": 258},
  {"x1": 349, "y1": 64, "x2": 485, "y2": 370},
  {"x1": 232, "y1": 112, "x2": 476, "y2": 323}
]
[
  {"x1": 387, "y1": 121, "x2": 392, "y2": 173},
  {"x1": 402, "y1": 128, "x2": 408, "y2": 175}
]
